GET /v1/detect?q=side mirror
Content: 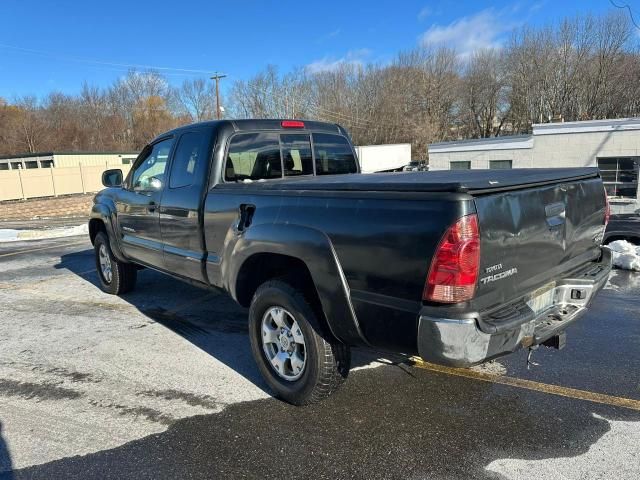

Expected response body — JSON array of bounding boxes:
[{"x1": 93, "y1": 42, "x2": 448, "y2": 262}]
[
  {"x1": 149, "y1": 177, "x2": 163, "y2": 191},
  {"x1": 102, "y1": 169, "x2": 123, "y2": 187}
]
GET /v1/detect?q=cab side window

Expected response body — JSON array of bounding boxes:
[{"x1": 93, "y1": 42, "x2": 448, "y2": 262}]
[
  {"x1": 225, "y1": 132, "x2": 282, "y2": 182},
  {"x1": 130, "y1": 138, "x2": 174, "y2": 191},
  {"x1": 169, "y1": 131, "x2": 208, "y2": 188}
]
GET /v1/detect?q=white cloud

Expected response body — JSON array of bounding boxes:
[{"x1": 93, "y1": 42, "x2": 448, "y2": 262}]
[
  {"x1": 306, "y1": 48, "x2": 372, "y2": 73},
  {"x1": 419, "y1": 8, "x2": 517, "y2": 57},
  {"x1": 417, "y1": 6, "x2": 432, "y2": 21}
]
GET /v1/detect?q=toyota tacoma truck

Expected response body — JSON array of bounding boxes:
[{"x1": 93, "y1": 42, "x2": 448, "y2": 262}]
[{"x1": 90, "y1": 119, "x2": 611, "y2": 405}]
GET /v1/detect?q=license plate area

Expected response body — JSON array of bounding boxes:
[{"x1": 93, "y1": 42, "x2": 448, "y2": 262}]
[{"x1": 526, "y1": 282, "x2": 556, "y2": 316}]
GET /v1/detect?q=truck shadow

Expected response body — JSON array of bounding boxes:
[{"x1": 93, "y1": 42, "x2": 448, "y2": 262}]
[
  {"x1": 55, "y1": 250, "x2": 397, "y2": 396},
  {"x1": 0, "y1": 422, "x2": 14, "y2": 480},
  {"x1": 7, "y1": 362, "x2": 640, "y2": 479},
  {"x1": 39, "y1": 249, "x2": 640, "y2": 479}
]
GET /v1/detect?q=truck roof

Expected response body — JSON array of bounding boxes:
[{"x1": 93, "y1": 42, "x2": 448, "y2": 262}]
[{"x1": 156, "y1": 119, "x2": 347, "y2": 141}]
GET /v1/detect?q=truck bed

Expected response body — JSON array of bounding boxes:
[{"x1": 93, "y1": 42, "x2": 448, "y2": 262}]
[{"x1": 223, "y1": 168, "x2": 600, "y2": 194}]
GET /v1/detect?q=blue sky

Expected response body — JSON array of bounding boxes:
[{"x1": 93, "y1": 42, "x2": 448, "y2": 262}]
[{"x1": 0, "y1": 0, "x2": 623, "y2": 99}]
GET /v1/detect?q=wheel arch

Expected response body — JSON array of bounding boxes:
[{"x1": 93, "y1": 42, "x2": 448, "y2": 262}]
[
  {"x1": 89, "y1": 202, "x2": 128, "y2": 262},
  {"x1": 88, "y1": 218, "x2": 107, "y2": 245},
  {"x1": 227, "y1": 224, "x2": 368, "y2": 347}
]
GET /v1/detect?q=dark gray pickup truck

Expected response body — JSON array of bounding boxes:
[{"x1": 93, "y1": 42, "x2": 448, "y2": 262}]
[{"x1": 90, "y1": 119, "x2": 611, "y2": 404}]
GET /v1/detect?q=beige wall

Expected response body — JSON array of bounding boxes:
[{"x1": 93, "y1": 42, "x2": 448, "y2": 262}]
[
  {"x1": 429, "y1": 129, "x2": 640, "y2": 171},
  {"x1": 532, "y1": 130, "x2": 640, "y2": 167},
  {"x1": 0, "y1": 163, "x2": 131, "y2": 202},
  {"x1": 428, "y1": 128, "x2": 640, "y2": 214},
  {"x1": 429, "y1": 148, "x2": 533, "y2": 170},
  {"x1": 53, "y1": 153, "x2": 138, "y2": 168}
]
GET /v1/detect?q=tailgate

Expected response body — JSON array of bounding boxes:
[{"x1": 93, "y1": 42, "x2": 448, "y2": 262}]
[{"x1": 473, "y1": 176, "x2": 606, "y2": 309}]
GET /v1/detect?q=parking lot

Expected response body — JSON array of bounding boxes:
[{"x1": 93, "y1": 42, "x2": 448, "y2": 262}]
[{"x1": 1, "y1": 235, "x2": 639, "y2": 479}]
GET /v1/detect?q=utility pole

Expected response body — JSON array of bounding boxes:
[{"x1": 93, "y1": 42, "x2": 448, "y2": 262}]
[{"x1": 210, "y1": 73, "x2": 227, "y2": 119}]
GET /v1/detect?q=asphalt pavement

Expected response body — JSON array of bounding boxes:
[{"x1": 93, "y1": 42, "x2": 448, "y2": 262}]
[{"x1": 0, "y1": 236, "x2": 638, "y2": 479}]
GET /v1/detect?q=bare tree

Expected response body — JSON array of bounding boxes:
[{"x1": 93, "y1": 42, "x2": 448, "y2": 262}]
[
  {"x1": 459, "y1": 49, "x2": 510, "y2": 138},
  {"x1": 176, "y1": 78, "x2": 215, "y2": 121}
]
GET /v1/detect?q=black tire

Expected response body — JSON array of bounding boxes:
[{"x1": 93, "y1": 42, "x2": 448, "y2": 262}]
[
  {"x1": 94, "y1": 231, "x2": 137, "y2": 295},
  {"x1": 248, "y1": 280, "x2": 350, "y2": 405}
]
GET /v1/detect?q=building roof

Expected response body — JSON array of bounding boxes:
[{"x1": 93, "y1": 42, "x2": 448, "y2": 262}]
[
  {"x1": 428, "y1": 135, "x2": 533, "y2": 153},
  {"x1": 533, "y1": 117, "x2": 640, "y2": 135},
  {"x1": 0, "y1": 151, "x2": 139, "y2": 160},
  {"x1": 428, "y1": 117, "x2": 640, "y2": 154}
]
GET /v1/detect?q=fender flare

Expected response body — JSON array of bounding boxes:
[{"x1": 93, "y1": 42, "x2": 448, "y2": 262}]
[
  {"x1": 226, "y1": 223, "x2": 369, "y2": 347},
  {"x1": 90, "y1": 202, "x2": 128, "y2": 263}
]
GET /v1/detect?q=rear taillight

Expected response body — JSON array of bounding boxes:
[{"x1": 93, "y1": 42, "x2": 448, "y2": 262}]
[
  {"x1": 604, "y1": 189, "x2": 610, "y2": 227},
  {"x1": 423, "y1": 214, "x2": 480, "y2": 303}
]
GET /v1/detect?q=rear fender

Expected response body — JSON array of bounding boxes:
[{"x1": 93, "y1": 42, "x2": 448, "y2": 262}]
[{"x1": 226, "y1": 223, "x2": 367, "y2": 346}]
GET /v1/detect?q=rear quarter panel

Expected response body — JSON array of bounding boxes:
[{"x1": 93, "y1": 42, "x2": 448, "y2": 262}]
[{"x1": 203, "y1": 186, "x2": 475, "y2": 352}]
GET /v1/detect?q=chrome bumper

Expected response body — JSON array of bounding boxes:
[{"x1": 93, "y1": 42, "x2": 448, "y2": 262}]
[{"x1": 417, "y1": 249, "x2": 612, "y2": 367}]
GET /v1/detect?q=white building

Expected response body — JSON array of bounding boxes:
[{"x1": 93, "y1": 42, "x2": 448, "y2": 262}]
[{"x1": 428, "y1": 118, "x2": 640, "y2": 214}]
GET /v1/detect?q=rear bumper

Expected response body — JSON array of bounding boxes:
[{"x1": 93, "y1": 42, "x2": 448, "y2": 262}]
[{"x1": 417, "y1": 248, "x2": 612, "y2": 367}]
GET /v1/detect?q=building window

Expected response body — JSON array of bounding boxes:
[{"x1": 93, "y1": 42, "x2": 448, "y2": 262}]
[
  {"x1": 10, "y1": 162, "x2": 22, "y2": 170},
  {"x1": 122, "y1": 158, "x2": 135, "y2": 165},
  {"x1": 597, "y1": 157, "x2": 639, "y2": 198},
  {"x1": 489, "y1": 160, "x2": 512, "y2": 169},
  {"x1": 450, "y1": 161, "x2": 471, "y2": 170},
  {"x1": 0, "y1": 163, "x2": 8, "y2": 170},
  {"x1": 40, "y1": 160, "x2": 53, "y2": 168},
  {"x1": 25, "y1": 161, "x2": 38, "y2": 169}
]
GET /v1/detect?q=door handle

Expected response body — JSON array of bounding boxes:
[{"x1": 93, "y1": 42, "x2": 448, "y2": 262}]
[
  {"x1": 236, "y1": 204, "x2": 256, "y2": 233},
  {"x1": 147, "y1": 201, "x2": 157, "y2": 213}
]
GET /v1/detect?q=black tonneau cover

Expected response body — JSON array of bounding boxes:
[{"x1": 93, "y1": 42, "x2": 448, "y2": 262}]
[{"x1": 223, "y1": 168, "x2": 599, "y2": 194}]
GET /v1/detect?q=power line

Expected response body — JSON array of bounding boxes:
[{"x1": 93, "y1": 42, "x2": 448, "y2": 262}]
[
  {"x1": 306, "y1": 105, "x2": 376, "y2": 129},
  {"x1": 0, "y1": 42, "x2": 215, "y2": 75},
  {"x1": 308, "y1": 103, "x2": 375, "y2": 125},
  {"x1": 239, "y1": 81, "x2": 376, "y2": 127},
  {"x1": 609, "y1": 0, "x2": 640, "y2": 30}
]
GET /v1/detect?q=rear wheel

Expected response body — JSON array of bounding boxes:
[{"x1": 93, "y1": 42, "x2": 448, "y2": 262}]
[
  {"x1": 248, "y1": 280, "x2": 350, "y2": 405},
  {"x1": 94, "y1": 231, "x2": 137, "y2": 295}
]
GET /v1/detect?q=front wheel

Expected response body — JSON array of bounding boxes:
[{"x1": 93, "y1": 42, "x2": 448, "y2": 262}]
[
  {"x1": 248, "y1": 280, "x2": 350, "y2": 405},
  {"x1": 94, "y1": 231, "x2": 137, "y2": 295}
]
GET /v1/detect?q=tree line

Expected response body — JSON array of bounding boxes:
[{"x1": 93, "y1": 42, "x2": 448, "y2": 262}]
[{"x1": 0, "y1": 10, "x2": 637, "y2": 159}]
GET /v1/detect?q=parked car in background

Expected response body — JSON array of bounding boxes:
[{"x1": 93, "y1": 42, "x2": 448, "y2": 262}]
[
  {"x1": 90, "y1": 119, "x2": 611, "y2": 405},
  {"x1": 604, "y1": 213, "x2": 640, "y2": 244},
  {"x1": 402, "y1": 161, "x2": 427, "y2": 172}
]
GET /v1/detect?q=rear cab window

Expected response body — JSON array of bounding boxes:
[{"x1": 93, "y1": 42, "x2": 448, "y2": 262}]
[
  {"x1": 281, "y1": 134, "x2": 313, "y2": 177},
  {"x1": 224, "y1": 130, "x2": 357, "y2": 182},
  {"x1": 313, "y1": 133, "x2": 357, "y2": 175}
]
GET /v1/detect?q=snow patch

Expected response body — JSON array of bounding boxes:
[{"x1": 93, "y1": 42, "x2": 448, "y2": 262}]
[
  {"x1": 0, "y1": 224, "x2": 88, "y2": 242},
  {"x1": 486, "y1": 414, "x2": 640, "y2": 480},
  {"x1": 606, "y1": 240, "x2": 640, "y2": 271},
  {"x1": 604, "y1": 270, "x2": 620, "y2": 290}
]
